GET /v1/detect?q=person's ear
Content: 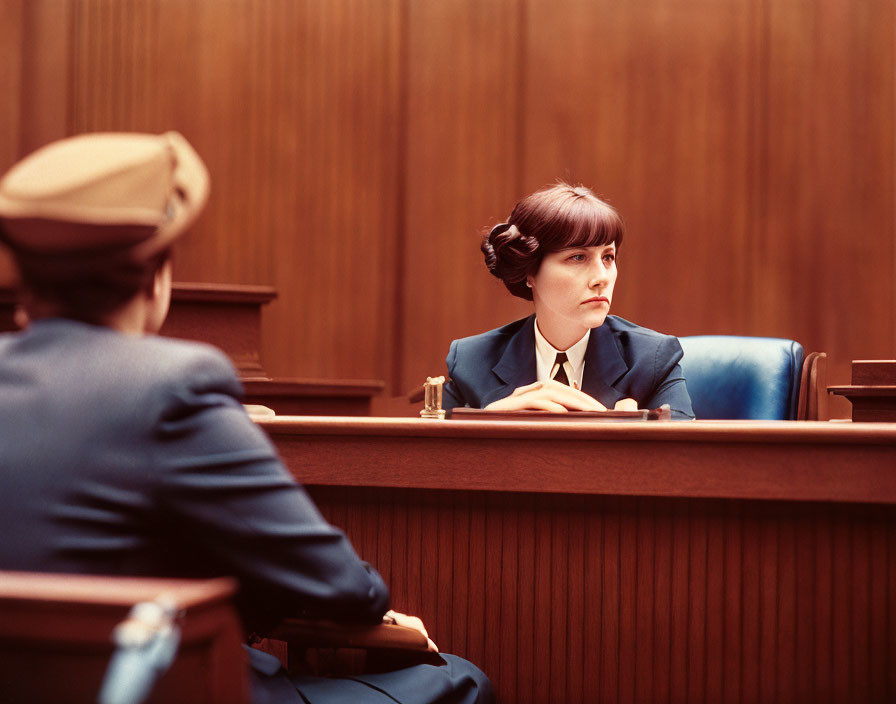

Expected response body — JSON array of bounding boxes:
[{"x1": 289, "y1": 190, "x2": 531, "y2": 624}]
[
  {"x1": 152, "y1": 260, "x2": 171, "y2": 299},
  {"x1": 145, "y1": 259, "x2": 173, "y2": 334}
]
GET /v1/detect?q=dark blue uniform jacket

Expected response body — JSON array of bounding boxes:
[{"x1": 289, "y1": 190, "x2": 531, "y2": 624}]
[{"x1": 444, "y1": 315, "x2": 695, "y2": 420}]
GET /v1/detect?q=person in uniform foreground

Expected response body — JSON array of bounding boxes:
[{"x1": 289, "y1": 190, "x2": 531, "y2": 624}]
[
  {"x1": 442, "y1": 183, "x2": 694, "y2": 419},
  {"x1": 0, "y1": 132, "x2": 493, "y2": 704}
]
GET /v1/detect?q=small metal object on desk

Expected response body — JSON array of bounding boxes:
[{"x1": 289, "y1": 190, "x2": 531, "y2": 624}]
[{"x1": 420, "y1": 376, "x2": 446, "y2": 419}]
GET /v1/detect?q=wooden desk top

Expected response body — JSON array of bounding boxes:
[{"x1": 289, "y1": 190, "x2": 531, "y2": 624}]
[{"x1": 259, "y1": 418, "x2": 896, "y2": 504}]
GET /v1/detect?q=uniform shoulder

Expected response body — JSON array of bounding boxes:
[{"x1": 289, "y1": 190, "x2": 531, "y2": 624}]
[
  {"x1": 603, "y1": 316, "x2": 684, "y2": 375},
  {"x1": 604, "y1": 315, "x2": 676, "y2": 342},
  {"x1": 130, "y1": 335, "x2": 239, "y2": 388},
  {"x1": 450, "y1": 316, "x2": 530, "y2": 354},
  {"x1": 0, "y1": 322, "x2": 244, "y2": 435},
  {"x1": 121, "y1": 336, "x2": 245, "y2": 426}
]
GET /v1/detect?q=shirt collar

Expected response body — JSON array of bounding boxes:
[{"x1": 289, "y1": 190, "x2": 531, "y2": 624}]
[{"x1": 533, "y1": 319, "x2": 591, "y2": 387}]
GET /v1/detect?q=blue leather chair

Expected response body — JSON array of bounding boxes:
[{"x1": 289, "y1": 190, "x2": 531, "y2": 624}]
[{"x1": 678, "y1": 336, "x2": 805, "y2": 420}]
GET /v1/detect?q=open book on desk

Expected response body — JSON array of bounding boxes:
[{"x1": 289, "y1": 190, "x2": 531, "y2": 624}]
[{"x1": 449, "y1": 404, "x2": 671, "y2": 422}]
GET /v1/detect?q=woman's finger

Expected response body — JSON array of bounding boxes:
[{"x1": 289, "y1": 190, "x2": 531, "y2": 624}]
[
  {"x1": 486, "y1": 381, "x2": 610, "y2": 412},
  {"x1": 510, "y1": 380, "x2": 544, "y2": 396},
  {"x1": 614, "y1": 397, "x2": 638, "y2": 411},
  {"x1": 527, "y1": 398, "x2": 569, "y2": 412},
  {"x1": 485, "y1": 393, "x2": 568, "y2": 412},
  {"x1": 537, "y1": 382, "x2": 607, "y2": 411}
]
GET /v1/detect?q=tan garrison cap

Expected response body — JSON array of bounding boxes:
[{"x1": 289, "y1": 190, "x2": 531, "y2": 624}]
[{"x1": 0, "y1": 131, "x2": 209, "y2": 258}]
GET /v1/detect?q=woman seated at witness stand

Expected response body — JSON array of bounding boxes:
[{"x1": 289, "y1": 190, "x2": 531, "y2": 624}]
[{"x1": 442, "y1": 183, "x2": 695, "y2": 419}]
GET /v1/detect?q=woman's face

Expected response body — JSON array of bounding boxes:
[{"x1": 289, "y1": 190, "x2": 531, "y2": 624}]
[{"x1": 526, "y1": 243, "x2": 617, "y2": 343}]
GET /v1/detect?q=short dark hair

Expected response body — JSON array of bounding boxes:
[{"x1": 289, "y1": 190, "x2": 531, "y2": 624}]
[
  {"x1": 481, "y1": 183, "x2": 625, "y2": 300},
  {"x1": 1, "y1": 221, "x2": 171, "y2": 325}
]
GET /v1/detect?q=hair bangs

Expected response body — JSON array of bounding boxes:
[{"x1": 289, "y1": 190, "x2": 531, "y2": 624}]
[
  {"x1": 527, "y1": 186, "x2": 624, "y2": 254},
  {"x1": 555, "y1": 196, "x2": 624, "y2": 251}
]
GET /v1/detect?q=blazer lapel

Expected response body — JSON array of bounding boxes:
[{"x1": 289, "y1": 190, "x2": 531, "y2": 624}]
[
  {"x1": 481, "y1": 315, "x2": 538, "y2": 407},
  {"x1": 581, "y1": 322, "x2": 628, "y2": 409}
]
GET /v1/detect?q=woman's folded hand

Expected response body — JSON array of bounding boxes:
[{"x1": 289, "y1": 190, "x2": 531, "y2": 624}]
[{"x1": 484, "y1": 380, "x2": 608, "y2": 412}]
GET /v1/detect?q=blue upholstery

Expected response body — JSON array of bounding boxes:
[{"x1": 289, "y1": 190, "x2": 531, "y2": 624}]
[{"x1": 678, "y1": 336, "x2": 804, "y2": 420}]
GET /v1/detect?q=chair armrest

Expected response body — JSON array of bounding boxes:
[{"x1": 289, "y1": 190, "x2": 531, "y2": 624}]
[{"x1": 269, "y1": 619, "x2": 430, "y2": 652}]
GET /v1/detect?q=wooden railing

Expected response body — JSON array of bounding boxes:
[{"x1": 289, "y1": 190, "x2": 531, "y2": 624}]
[{"x1": 262, "y1": 417, "x2": 896, "y2": 704}]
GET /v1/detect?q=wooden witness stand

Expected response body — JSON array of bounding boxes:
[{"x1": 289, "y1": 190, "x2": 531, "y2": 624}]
[
  {"x1": 0, "y1": 283, "x2": 385, "y2": 415},
  {"x1": 164, "y1": 284, "x2": 384, "y2": 415},
  {"x1": 829, "y1": 359, "x2": 896, "y2": 422},
  {"x1": 260, "y1": 416, "x2": 896, "y2": 704}
]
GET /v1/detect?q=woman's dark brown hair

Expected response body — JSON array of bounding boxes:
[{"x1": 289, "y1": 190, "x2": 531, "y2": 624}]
[{"x1": 481, "y1": 183, "x2": 624, "y2": 300}]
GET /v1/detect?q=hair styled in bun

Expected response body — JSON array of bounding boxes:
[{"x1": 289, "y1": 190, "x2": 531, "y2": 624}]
[
  {"x1": 481, "y1": 182, "x2": 625, "y2": 301},
  {"x1": 480, "y1": 223, "x2": 539, "y2": 299}
]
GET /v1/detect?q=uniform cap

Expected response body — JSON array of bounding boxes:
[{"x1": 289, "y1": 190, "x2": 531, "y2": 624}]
[{"x1": 0, "y1": 131, "x2": 209, "y2": 258}]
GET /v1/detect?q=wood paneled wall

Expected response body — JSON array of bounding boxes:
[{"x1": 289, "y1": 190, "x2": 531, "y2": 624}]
[{"x1": 2, "y1": 0, "x2": 894, "y2": 414}]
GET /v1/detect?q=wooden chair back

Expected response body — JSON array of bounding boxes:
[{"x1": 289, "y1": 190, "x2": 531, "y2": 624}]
[
  {"x1": 0, "y1": 572, "x2": 249, "y2": 704},
  {"x1": 797, "y1": 351, "x2": 829, "y2": 420}
]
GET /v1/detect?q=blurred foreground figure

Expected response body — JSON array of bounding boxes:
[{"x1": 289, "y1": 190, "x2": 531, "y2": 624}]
[{"x1": 0, "y1": 133, "x2": 492, "y2": 704}]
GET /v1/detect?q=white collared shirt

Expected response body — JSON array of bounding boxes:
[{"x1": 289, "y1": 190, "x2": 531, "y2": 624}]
[{"x1": 533, "y1": 319, "x2": 590, "y2": 389}]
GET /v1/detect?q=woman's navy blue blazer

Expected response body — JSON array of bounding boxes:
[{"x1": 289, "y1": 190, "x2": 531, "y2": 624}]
[{"x1": 443, "y1": 314, "x2": 695, "y2": 419}]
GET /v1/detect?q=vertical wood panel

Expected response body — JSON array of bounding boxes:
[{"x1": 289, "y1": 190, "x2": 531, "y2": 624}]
[
  {"x1": 741, "y1": 508, "x2": 761, "y2": 704},
  {"x1": 722, "y1": 503, "x2": 743, "y2": 704},
  {"x1": 18, "y1": 0, "x2": 73, "y2": 154},
  {"x1": 815, "y1": 510, "x2": 834, "y2": 704},
  {"x1": 868, "y1": 506, "x2": 889, "y2": 701},
  {"x1": 794, "y1": 504, "x2": 815, "y2": 703},
  {"x1": 549, "y1": 497, "x2": 569, "y2": 703},
  {"x1": 41, "y1": 0, "x2": 401, "y2": 384},
  {"x1": 617, "y1": 502, "x2": 637, "y2": 704},
  {"x1": 308, "y1": 487, "x2": 896, "y2": 704},
  {"x1": 582, "y1": 504, "x2": 602, "y2": 701},
  {"x1": 481, "y1": 492, "x2": 502, "y2": 692},
  {"x1": 0, "y1": 0, "x2": 25, "y2": 173},
  {"x1": 566, "y1": 498, "x2": 585, "y2": 703},
  {"x1": 652, "y1": 505, "x2": 673, "y2": 703},
  {"x1": 633, "y1": 500, "x2": 655, "y2": 704},
  {"x1": 600, "y1": 500, "x2": 621, "y2": 703},
  {"x1": 758, "y1": 514, "x2": 778, "y2": 703},
  {"x1": 405, "y1": 489, "x2": 424, "y2": 626},
  {"x1": 764, "y1": 0, "x2": 896, "y2": 417},
  {"x1": 532, "y1": 499, "x2": 551, "y2": 701},
  {"x1": 688, "y1": 511, "x2": 709, "y2": 704},
  {"x1": 889, "y1": 518, "x2": 896, "y2": 701},
  {"x1": 0, "y1": 0, "x2": 26, "y2": 286},
  {"x1": 516, "y1": 496, "x2": 536, "y2": 697},
  {"x1": 669, "y1": 501, "x2": 689, "y2": 702},
  {"x1": 400, "y1": 0, "x2": 529, "y2": 393},
  {"x1": 851, "y1": 516, "x2": 872, "y2": 704},
  {"x1": 435, "y1": 495, "x2": 454, "y2": 650},
  {"x1": 704, "y1": 506, "x2": 725, "y2": 704},
  {"x1": 832, "y1": 509, "x2": 852, "y2": 702},
  {"x1": 451, "y1": 495, "x2": 470, "y2": 653},
  {"x1": 523, "y1": 0, "x2": 757, "y2": 342},
  {"x1": 465, "y1": 492, "x2": 486, "y2": 669},
  {"x1": 777, "y1": 511, "x2": 797, "y2": 704},
  {"x1": 387, "y1": 490, "x2": 408, "y2": 621}
]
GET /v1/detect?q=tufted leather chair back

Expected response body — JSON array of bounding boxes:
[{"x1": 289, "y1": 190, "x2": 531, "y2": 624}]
[{"x1": 678, "y1": 336, "x2": 805, "y2": 420}]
